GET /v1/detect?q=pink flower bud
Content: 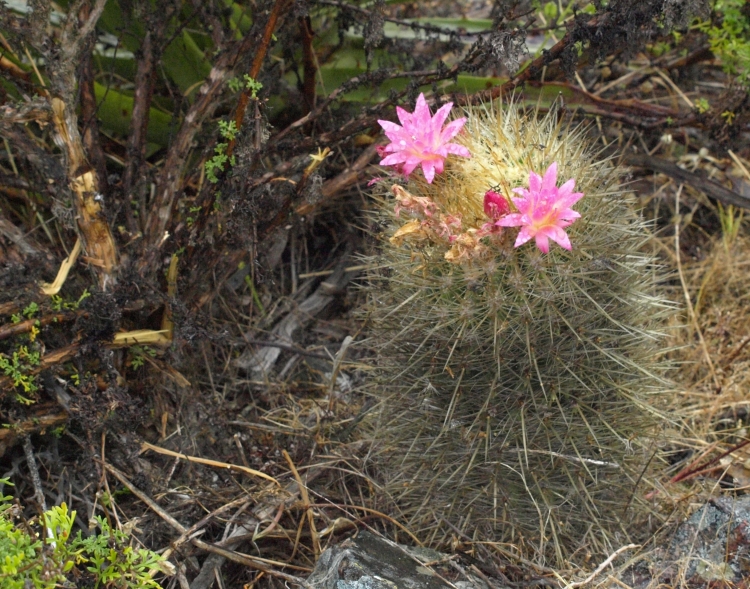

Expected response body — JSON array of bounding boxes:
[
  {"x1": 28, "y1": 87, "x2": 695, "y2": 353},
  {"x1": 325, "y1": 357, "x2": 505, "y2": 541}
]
[{"x1": 483, "y1": 190, "x2": 510, "y2": 220}]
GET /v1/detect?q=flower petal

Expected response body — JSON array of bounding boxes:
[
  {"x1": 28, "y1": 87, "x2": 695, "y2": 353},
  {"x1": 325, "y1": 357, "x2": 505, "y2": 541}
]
[
  {"x1": 380, "y1": 153, "x2": 408, "y2": 166},
  {"x1": 432, "y1": 158, "x2": 444, "y2": 176},
  {"x1": 439, "y1": 118, "x2": 467, "y2": 142},
  {"x1": 378, "y1": 119, "x2": 403, "y2": 135},
  {"x1": 510, "y1": 196, "x2": 531, "y2": 214},
  {"x1": 422, "y1": 160, "x2": 436, "y2": 183},
  {"x1": 558, "y1": 190, "x2": 585, "y2": 210},
  {"x1": 413, "y1": 93, "x2": 431, "y2": 124},
  {"x1": 514, "y1": 226, "x2": 535, "y2": 247},
  {"x1": 495, "y1": 213, "x2": 524, "y2": 227},
  {"x1": 431, "y1": 103, "x2": 454, "y2": 133},
  {"x1": 401, "y1": 160, "x2": 420, "y2": 177},
  {"x1": 558, "y1": 209, "x2": 581, "y2": 222},
  {"x1": 541, "y1": 162, "x2": 558, "y2": 193},
  {"x1": 556, "y1": 178, "x2": 576, "y2": 200},
  {"x1": 396, "y1": 106, "x2": 412, "y2": 127},
  {"x1": 544, "y1": 225, "x2": 572, "y2": 250},
  {"x1": 528, "y1": 170, "x2": 542, "y2": 193},
  {"x1": 534, "y1": 233, "x2": 550, "y2": 253},
  {"x1": 444, "y1": 143, "x2": 471, "y2": 158}
]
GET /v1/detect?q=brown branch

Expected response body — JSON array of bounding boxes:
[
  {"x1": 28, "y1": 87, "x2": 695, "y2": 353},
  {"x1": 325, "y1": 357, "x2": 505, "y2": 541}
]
[
  {"x1": 624, "y1": 153, "x2": 750, "y2": 210},
  {"x1": 66, "y1": 0, "x2": 108, "y2": 58},
  {"x1": 103, "y1": 462, "x2": 315, "y2": 588},
  {"x1": 139, "y1": 55, "x2": 235, "y2": 266},
  {"x1": 50, "y1": 98, "x2": 119, "y2": 289},
  {"x1": 0, "y1": 98, "x2": 51, "y2": 125},
  {"x1": 0, "y1": 213, "x2": 40, "y2": 257},
  {"x1": 0, "y1": 312, "x2": 78, "y2": 342},
  {"x1": 296, "y1": 142, "x2": 382, "y2": 216},
  {"x1": 0, "y1": 404, "x2": 68, "y2": 458},
  {"x1": 121, "y1": 29, "x2": 159, "y2": 235},
  {"x1": 140, "y1": 0, "x2": 291, "y2": 272},
  {"x1": 670, "y1": 439, "x2": 750, "y2": 484},
  {"x1": 228, "y1": 0, "x2": 292, "y2": 156},
  {"x1": 78, "y1": 0, "x2": 108, "y2": 193},
  {"x1": 21, "y1": 0, "x2": 119, "y2": 288},
  {"x1": 299, "y1": 16, "x2": 317, "y2": 115}
]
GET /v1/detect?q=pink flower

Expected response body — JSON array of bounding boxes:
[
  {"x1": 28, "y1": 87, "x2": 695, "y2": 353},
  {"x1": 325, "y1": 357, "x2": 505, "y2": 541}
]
[
  {"x1": 377, "y1": 93, "x2": 471, "y2": 183},
  {"x1": 495, "y1": 162, "x2": 584, "y2": 253}
]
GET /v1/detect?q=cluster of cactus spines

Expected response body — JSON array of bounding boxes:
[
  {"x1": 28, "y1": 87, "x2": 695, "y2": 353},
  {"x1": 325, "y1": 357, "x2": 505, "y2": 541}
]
[{"x1": 361, "y1": 97, "x2": 673, "y2": 563}]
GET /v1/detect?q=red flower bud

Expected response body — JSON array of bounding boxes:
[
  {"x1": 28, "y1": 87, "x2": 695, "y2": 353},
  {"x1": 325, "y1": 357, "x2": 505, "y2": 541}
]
[{"x1": 483, "y1": 190, "x2": 510, "y2": 220}]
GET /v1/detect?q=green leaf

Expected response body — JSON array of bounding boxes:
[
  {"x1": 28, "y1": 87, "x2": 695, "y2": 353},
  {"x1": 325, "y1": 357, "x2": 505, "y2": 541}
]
[
  {"x1": 94, "y1": 82, "x2": 175, "y2": 149},
  {"x1": 161, "y1": 30, "x2": 212, "y2": 97}
]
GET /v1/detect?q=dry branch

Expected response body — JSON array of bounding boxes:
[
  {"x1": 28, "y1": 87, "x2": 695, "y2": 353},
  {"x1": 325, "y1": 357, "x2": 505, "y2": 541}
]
[{"x1": 50, "y1": 98, "x2": 118, "y2": 289}]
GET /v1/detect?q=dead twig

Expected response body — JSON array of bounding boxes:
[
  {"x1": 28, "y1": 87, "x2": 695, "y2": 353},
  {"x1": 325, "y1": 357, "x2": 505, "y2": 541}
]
[
  {"x1": 77, "y1": 1, "x2": 108, "y2": 192},
  {"x1": 103, "y1": 463, "x2": 314, "y2": 587},
  {"x1": 562, "y1": 544, "x2": 639, "y2": 588},
  {"x1": 139, "y1": 441, "x2": 280, "y2": 486},
  {"x1": 283, "y1": 450, "x2": 321, "y2": 557},
  {"x1": 626, "y1": 153, "x2": 750, "y2": 210},
  {"x1": 0, "y1": 312, "x2": 77, "y2": 342}
]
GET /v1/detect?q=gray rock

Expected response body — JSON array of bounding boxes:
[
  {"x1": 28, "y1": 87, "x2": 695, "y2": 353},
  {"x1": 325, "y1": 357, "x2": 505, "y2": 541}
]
[{"x1": 308, "y1": 532, "x2": 491, "y2": 589}]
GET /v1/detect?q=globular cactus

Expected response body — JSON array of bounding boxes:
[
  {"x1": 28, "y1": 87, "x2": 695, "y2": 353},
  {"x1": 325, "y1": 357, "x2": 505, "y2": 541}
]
[{"x1": 360, "y1": 97, "x2": 674, "y2": 563}]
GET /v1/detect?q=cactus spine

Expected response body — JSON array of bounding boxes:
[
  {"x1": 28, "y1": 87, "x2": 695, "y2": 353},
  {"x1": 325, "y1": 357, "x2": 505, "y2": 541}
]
[{"x1": 362, "y1": 100, "x2": 673, "y2": 563}]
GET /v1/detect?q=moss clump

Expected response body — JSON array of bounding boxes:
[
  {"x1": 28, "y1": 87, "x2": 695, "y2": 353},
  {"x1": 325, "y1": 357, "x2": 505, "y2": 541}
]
[{"x1": 360, "y1": 101, "x2": 675, "y2": 564}]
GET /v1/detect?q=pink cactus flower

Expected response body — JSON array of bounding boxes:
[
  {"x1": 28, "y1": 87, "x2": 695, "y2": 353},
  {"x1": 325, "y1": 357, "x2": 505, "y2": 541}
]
[
  {"x1": 495, "y1": 162, "x2": 584, "y2": 253},
  {"x1": 377, "y1": 93, "x2": 471, "y2": 183}
]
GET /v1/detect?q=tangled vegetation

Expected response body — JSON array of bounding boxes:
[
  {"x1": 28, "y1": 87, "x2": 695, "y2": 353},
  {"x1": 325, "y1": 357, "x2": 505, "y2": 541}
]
[{"x1": 1, "y1": 0, "x2": 750, "y2": 587}]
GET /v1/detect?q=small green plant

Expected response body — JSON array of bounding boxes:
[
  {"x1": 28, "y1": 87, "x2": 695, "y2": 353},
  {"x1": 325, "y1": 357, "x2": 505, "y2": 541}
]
[
  {"x1": 695, "y1": 0, "x2": 750, "y2": 87},
  {"x1": 243, "y1": 75, "x2": 263, "y2": 97},
  {"x1": 0, "y1": 479, "x2": 167, "y2": 589},
  {"x1": 721, "y1": 110, "x2": 736, "y2": 124},
  {"x1": 227, "y1": 77, "x2": 243, "y2": 93},
  {"x1": 77, "y1": 516, "x2": 165, "y2": 589},
  {"x1": 204, "y1": 120, "x2": 239, "y2": 184},
  {"x1": 228, "y1": 75, "x2": 262, "y2": 96},
  {"x1": 695, "y1": 97, "x2": 711, "y2": 113},
  {"x1": 718, "y1": 202, "x2": 743, "y2": 250},
  {"x1": 0, "y1": 345, "x2": 41, "y2": 404},
  {"x1": 129, "y1": 345, "x2": 157, "y2": 370},
  {"x1": 185, "y1": 206, "x2": 202, "y2": 227},
  {"x1": 11, "y1": 302, "x2": 40, "y2": 324},
  {"x1": 51, "y1": 289, "x2": 91, "y2": 312}
]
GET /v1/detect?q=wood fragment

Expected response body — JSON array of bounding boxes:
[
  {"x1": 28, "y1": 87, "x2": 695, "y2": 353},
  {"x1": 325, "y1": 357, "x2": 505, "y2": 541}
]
[
  {"x1": 50, "y1": 98, "x2": 118, "y2": 289},
  {"x1": 625, "y1": 153, "x2": 750, "y2": 210}
]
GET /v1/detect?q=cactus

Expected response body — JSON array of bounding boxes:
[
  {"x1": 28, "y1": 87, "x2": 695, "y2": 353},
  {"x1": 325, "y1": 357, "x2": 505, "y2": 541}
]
[{"x1": 360, "y1": 99, "x2": 673, "y2": 563}]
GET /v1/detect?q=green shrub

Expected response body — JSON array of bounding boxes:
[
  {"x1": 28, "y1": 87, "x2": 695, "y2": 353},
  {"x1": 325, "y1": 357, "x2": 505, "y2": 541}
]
[
  {"x1": 0, "y1": 479, "x2": 167, "y2": 588},
  {"x1": 696, "y1": 0, "x2": 750, "y2": 87}
]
